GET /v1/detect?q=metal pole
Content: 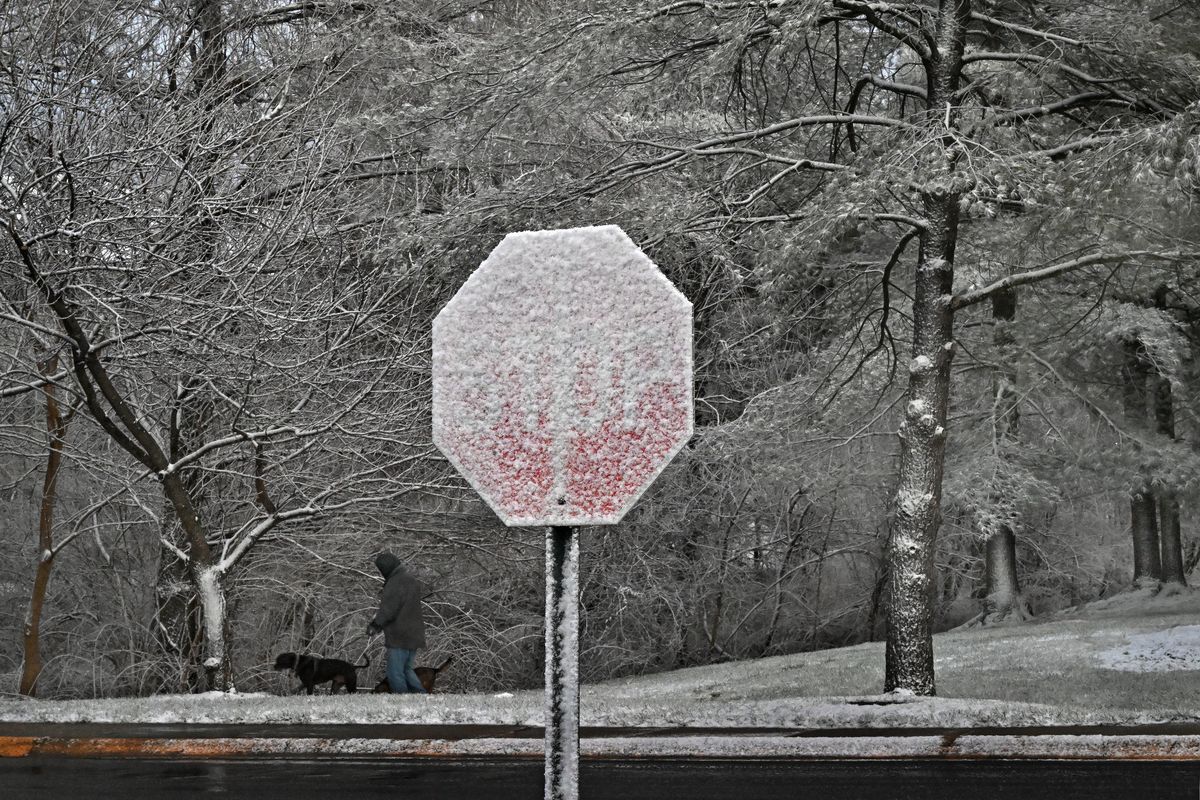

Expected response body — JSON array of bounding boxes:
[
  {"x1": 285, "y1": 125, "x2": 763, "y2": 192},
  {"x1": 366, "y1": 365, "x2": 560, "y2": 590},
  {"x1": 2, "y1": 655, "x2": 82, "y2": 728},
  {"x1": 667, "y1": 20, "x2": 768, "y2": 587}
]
[{"x1": 545, "y1": 525, "x2": 579, "y2": 800}]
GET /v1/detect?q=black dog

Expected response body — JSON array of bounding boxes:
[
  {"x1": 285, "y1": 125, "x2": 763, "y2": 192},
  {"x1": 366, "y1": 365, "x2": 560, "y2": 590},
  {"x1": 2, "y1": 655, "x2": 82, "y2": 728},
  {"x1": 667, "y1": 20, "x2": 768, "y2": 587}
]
[
  {"x1": 274, "y1": 652, "x2": 369, "y2": 695},
  {"x1": 372, "y1": 656, "x2": 453, "y2": 694}
]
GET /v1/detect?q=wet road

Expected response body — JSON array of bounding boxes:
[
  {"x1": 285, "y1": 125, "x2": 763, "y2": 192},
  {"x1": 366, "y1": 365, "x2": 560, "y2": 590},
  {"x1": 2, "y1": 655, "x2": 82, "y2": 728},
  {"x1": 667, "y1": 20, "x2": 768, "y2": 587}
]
[{"x1": 3, "y1": 756, "x2": 1199, "y2": 799}]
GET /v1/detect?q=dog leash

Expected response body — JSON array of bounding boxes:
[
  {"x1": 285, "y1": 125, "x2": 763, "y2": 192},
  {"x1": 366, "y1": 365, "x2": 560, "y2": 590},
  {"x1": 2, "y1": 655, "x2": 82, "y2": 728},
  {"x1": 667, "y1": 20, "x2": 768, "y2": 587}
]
[{"x1": 357, "y1": 635, "x2": 377, "y2": 667}]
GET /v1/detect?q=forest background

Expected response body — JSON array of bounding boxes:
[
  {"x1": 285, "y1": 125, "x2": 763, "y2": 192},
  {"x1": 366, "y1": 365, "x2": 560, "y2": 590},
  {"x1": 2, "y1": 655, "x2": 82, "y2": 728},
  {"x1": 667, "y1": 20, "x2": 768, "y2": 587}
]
[{"x1": 2, "y1": 0, "x2": 1200, "y2": 699}]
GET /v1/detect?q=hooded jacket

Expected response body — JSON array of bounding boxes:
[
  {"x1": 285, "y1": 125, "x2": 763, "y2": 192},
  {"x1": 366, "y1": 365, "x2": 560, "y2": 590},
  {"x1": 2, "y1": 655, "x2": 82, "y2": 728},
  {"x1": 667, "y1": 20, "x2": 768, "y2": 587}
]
[{"x1": 371, "y1": 552, "x2": 427, "y2": 650}]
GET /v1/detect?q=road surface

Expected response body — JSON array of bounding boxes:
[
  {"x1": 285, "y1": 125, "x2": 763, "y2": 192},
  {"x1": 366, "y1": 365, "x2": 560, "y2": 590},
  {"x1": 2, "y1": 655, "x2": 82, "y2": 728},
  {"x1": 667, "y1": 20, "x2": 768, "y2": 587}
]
[
  {"x1": 3, "y1": 723, "x2": 1200, "y2": 798},
  {"x1": 3, "y1": 755, "x2": 1199, "y2": 799}
]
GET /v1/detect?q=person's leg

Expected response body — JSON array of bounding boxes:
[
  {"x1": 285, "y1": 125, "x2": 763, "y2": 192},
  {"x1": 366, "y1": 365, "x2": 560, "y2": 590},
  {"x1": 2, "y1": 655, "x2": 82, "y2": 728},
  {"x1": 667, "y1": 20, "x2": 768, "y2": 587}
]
[
  {"x1": 403, "y1": 649, "x2": 426, "y2": 693},
  {"x1": 386, "y1": 647, "x2": 410, "y2": 693}
]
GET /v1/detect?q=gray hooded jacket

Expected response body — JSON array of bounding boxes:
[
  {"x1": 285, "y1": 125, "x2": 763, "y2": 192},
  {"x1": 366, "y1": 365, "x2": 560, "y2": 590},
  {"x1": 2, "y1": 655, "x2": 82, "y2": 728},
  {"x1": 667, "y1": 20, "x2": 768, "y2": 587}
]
[{"x1": 371, "y1": 552, "x2": 427, "y2": 650}]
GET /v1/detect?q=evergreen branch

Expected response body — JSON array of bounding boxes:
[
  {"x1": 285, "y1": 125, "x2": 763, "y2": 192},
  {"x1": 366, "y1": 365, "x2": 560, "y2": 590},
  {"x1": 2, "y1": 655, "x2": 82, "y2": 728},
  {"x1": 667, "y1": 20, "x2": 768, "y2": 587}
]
[
  {"x1": 972, "y1": 91, "x2": 1114, "y2": 131},
  {"x1": 968, "y1": 11, "x2": 1105, "y2": 50}
]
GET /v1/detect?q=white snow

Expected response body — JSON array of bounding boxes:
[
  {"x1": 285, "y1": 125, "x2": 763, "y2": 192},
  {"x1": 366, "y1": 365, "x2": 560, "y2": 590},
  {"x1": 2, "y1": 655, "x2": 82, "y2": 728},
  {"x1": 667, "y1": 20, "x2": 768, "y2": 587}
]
[
  {"x1": 0, "y1": 692, "x2": 1080, "y2": 730},
  {"x1": 196, "y1": 566, "x2": 226, "y2": 669},
  {"x1": 5, "y1": 590, "x2": 1200, "y2": 739},
  {"x1": 544, "y1": 528, "x2": 580, "y2": 796},
  {"x1": 910, "y1": 355, "x2": 933, "y2": 373},
  {"x1": 896, "y1": 490, "x2": 932, "y2": 518},
  {"x1": 1097, "y1": 625, "x2": 1200, "y2": 672}
]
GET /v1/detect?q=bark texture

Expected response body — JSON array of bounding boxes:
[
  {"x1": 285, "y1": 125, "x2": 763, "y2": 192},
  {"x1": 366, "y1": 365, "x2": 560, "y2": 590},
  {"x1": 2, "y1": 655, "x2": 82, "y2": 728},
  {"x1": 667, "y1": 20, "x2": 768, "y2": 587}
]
[
  {"x1": 1122, "y1": 339, "x2": 1161, "y2": 589},
  {"x1": 1153, "y1": 373, "x2": 1186, "y2": 586},
  {"x1": 19, "y1": 354, "x2": 70, "y2": 696},
  {"x1": 884, "y1": 0, "x2": 972, "y2": 696}
]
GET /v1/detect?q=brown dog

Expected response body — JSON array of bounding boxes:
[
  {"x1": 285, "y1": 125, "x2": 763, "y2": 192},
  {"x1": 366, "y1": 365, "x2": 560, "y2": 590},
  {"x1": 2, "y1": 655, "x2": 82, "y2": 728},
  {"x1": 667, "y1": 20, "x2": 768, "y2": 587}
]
[{"x1": 373, "y1": 656, "x2": 453, "y2": 694}]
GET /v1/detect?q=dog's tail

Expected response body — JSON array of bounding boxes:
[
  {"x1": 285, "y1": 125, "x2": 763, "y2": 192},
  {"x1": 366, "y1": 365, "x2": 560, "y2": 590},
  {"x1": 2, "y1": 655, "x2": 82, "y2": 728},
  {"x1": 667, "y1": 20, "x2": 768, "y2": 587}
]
[
  {"x1": 355, "y1": 655, "x2": 370, "y2": 670},
  {"x1": 435, "y1": 656, "x2": 453, "y2": 673}
]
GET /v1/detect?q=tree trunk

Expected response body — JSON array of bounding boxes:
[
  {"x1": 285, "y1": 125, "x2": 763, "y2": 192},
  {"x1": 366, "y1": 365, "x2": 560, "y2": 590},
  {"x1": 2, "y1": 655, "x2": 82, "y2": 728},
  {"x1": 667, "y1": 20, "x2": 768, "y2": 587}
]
[
  {"x1": 884, "y1": 0, "x2": 971, "y2": 696},
  {"x1": 979, "y1": 288, "x2": 1030, "y2": 624},
  {"x1": 153, "y1": 545, "x2": 202, "y2": 693},
  {"x1": 764, "y1": 502, "x2": 811, "y2": 654},
  {"x1": 990, "y1": 288, "x2": 1020, "y2": 441},
  {"x1": 1130, "y1": 489, "x2": 1161, "y2": 589},
  {"x1": 1153, "y1": 373, "x2": 1186, "y2": 586},
  {"x1": 1159, "y1": 493, "x2": 1185, "y2": 586},
  {"x1": 1122, "y1": 340, "x2": 1161, "y2": 590},
  {"x1": 161, "y1": 468, "x2": 229, "y2": 691},
  {"x1": 19, "y1": 354, "x2": 70, "y2": 696},
  {"x1": 181, "y1": 0, "x2": 232, "y2": 692},
  {"x1": 194, "y1": 564, "x2": 229, "y2": 691},
  {"x1": 983, "y1": 526, "x2": 1030, "y2": 622}
]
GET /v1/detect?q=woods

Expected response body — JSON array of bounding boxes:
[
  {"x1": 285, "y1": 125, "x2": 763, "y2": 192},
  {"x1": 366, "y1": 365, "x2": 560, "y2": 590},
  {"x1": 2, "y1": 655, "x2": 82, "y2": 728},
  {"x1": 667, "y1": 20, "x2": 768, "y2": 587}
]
[{"x1": 2, "y1": 0, "x2": 1200, "y2": 699}]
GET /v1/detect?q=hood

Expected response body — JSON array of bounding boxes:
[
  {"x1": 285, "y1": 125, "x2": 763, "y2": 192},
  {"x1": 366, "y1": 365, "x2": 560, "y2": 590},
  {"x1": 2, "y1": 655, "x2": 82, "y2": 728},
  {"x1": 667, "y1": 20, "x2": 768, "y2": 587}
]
[{"x1": 375, "y1": 552, "x2": 402, "y2": 579}]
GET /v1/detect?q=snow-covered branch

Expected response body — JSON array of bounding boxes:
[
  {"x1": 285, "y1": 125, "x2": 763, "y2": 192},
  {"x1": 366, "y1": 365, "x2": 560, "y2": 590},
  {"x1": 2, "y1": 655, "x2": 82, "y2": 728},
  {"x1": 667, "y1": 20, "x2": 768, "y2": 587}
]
[{"x1": 950, "y1": 251, "x2": 1200, "y2": 311}]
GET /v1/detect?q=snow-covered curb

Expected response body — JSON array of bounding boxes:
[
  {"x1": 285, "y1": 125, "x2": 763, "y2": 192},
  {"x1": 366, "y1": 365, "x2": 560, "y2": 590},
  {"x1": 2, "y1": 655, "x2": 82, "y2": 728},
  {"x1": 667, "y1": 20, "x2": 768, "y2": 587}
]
[{"x1": 0, "y1": 691, "x2": 1184, "y2": 729}]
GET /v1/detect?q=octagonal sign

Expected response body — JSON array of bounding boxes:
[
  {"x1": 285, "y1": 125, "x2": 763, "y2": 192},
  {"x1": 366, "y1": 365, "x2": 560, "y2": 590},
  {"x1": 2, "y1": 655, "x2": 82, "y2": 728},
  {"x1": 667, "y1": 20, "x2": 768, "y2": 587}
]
[{"x1": 432, "y1": 225, "x2": 693, "y2": 526}]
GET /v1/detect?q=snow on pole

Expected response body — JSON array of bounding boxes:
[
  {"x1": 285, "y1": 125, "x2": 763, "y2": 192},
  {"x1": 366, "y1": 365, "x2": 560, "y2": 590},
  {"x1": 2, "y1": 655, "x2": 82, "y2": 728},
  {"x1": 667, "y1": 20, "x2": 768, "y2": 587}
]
[{"x1": 545, "y1": 525, "x2": 579, "y2": 800}]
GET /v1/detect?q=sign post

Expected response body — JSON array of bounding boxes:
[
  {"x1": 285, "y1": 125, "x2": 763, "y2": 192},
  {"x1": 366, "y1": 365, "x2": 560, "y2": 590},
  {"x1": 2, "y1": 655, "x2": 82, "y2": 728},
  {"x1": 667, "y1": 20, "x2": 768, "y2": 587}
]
[
  {"x1": 432, "y1": 225, "x2": 693, "y2": 799},
  {"x1": 544, "y1": 525, "x2": 578, "y2": 799}
]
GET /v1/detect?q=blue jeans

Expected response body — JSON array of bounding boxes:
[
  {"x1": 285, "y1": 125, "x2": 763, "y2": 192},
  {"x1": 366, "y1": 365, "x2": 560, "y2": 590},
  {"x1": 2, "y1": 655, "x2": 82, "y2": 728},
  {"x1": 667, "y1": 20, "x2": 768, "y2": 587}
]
[{"x1": 386, "y1": 647, "x2": 426, "y2": 693}]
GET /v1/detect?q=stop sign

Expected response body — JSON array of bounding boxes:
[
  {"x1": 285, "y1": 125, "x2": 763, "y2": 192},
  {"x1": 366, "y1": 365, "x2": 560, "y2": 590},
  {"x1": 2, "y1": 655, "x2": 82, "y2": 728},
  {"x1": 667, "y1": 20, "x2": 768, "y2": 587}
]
[{"x1": 432, "y1": 225, "x2": 692, "y2": 526}]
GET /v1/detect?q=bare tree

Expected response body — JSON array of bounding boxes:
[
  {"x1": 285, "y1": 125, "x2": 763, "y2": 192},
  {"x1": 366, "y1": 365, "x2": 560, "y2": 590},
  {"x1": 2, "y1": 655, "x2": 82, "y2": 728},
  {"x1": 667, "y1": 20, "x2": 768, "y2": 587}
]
[{"x1": 1, "y1": 0, "x2": 437, "y2": 689}]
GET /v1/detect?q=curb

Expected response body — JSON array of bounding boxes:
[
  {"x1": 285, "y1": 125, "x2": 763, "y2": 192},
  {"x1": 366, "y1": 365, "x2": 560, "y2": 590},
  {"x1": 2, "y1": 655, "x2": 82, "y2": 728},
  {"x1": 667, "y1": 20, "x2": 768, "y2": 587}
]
[{"x1": 4, "y1": 733, "x2": 1200, "y2": 761}]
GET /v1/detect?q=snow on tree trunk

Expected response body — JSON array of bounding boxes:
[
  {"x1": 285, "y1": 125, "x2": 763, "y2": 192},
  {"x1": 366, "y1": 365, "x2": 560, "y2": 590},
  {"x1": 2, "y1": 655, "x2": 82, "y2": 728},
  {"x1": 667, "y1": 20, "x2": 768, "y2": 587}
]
[
  {"x1": 884, "y1": 0, "x2": 972, "y2": 696},
  {"x1": 545, "y1": 525, "x2": 579, "y2": 800},
  {"x1": 1122, "y1": 340, "x2": 1161, "y2": 590},
  {"x1": 159, "y1": 468, "x2": 229, "y2": 689},
  {"x1": 886, "y1": 344, "x2": 950, "y2": 694},
  {"x1": 195, "y1": 565, "x2": 229, "y2": 692},
  {"x1": 886, "y1": 244, "x2": 955, "y2": 695}
]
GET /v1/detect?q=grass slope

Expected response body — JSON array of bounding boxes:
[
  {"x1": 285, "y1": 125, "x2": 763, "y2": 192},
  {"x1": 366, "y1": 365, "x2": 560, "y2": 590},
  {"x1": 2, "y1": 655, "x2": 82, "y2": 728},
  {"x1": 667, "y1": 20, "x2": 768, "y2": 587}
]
[{"x1": 2, "y1": 589, "x2": 1198, "y2": 728}]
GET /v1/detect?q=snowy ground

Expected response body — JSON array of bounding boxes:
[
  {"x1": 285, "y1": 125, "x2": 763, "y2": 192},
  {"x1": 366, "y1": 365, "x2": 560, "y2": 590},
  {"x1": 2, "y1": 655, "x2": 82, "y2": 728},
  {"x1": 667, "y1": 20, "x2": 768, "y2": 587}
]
[{"x1": 3, "y1": 589, "x2": 1200, "y2": 729}]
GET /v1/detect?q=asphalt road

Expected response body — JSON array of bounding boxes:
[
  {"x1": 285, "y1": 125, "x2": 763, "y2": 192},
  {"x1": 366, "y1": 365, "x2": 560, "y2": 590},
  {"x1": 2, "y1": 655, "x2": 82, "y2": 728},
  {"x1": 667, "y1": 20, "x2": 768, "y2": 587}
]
[{"x1": 3, "y1": 755, "x2": 1199, "y2": 799}]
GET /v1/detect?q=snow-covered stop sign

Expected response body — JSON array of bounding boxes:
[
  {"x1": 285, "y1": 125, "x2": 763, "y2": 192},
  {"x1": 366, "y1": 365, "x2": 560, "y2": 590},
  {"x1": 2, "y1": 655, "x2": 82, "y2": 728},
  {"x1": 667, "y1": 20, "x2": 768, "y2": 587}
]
[{"x1": 433, "y1": 225, "x2": 693, "y2": 526}]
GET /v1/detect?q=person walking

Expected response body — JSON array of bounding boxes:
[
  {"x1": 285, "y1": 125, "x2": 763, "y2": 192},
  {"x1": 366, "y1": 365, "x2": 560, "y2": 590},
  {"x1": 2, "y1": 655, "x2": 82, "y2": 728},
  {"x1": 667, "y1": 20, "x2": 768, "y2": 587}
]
[{"x1": 367, "y1": 552, "x2": 428, "y2": 693}]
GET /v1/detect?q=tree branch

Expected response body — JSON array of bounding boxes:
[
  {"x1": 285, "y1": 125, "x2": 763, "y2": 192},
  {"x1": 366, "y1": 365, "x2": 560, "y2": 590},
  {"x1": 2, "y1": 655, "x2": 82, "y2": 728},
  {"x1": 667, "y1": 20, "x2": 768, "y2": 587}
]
[{"x1": 950, "y1": 251, "x2": 1200, "y2": 311}]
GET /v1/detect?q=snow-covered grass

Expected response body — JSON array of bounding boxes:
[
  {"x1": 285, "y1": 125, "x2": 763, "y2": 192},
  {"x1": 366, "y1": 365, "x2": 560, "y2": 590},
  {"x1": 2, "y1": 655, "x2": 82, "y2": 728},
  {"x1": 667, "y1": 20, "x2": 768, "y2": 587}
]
[{"x1": 3, "y1": 589, "x2": 1200, "y2": 729}]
